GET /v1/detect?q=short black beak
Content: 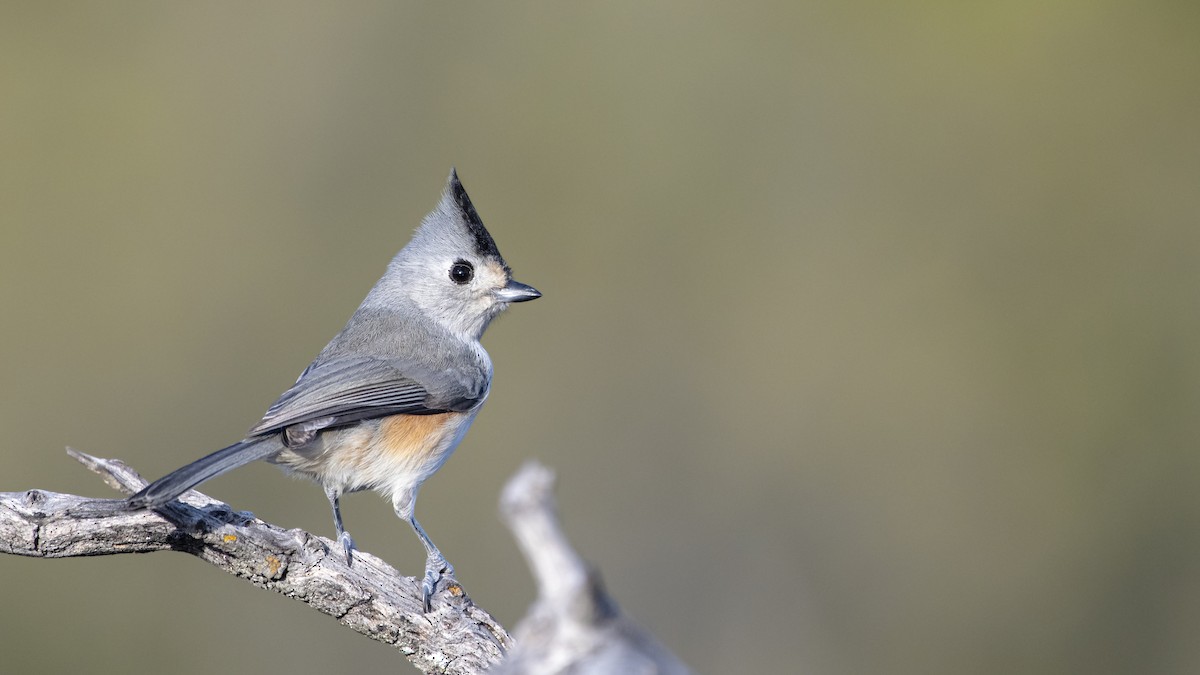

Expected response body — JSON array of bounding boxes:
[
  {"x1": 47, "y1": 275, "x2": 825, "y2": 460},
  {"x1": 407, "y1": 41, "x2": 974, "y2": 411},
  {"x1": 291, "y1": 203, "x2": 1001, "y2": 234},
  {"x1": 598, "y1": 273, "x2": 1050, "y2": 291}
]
[{"x1": 495, "y1": 279, "x2": 541, "y2": 303}]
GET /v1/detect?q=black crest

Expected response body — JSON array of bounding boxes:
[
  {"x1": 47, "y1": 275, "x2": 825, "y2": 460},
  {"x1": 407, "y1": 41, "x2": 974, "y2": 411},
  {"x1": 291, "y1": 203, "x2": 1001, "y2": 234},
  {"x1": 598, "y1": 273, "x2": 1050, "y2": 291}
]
[{"x1": 448, "y1": 169, "x2": 502, "y2": 260}]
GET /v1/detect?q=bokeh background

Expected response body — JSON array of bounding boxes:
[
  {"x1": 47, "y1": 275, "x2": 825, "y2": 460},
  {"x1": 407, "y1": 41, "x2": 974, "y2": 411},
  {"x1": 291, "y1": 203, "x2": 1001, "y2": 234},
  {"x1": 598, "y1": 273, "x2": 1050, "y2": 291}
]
[{"x1": 2, "y1": 3, "x2": 1198, "y2": 674}]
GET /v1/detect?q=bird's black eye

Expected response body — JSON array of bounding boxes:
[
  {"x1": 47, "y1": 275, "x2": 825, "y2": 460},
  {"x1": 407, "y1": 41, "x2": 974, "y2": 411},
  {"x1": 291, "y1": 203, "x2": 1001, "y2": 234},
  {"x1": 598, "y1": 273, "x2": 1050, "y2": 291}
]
[{"x1": 449, "y1": 260, "x2": 474, "y2": 285}]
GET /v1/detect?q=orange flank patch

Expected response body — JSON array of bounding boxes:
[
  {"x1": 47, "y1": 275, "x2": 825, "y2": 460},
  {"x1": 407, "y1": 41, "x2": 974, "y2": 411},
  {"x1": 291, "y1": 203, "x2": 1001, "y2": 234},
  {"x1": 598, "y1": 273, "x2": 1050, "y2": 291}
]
[{"x1": 378, "y1": 413, "x2": 458, "y2": 460}]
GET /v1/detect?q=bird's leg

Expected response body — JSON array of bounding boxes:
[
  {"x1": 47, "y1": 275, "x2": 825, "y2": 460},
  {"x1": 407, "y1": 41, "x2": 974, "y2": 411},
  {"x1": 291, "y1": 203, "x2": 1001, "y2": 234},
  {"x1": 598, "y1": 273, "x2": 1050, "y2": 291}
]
[
  {"x1": 324, "y1": 485, "x2": 356, "y2": 565},
  {"x1": 394, "y1": 489, "x2": 453, "y2": 612}
]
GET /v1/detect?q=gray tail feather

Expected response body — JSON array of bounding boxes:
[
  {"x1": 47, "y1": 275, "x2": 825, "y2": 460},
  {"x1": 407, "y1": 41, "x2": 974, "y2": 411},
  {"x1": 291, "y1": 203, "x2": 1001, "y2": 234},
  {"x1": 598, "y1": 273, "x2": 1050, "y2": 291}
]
[{"x1": 126, "y1": 436, "x2": 281, "y2": 509}]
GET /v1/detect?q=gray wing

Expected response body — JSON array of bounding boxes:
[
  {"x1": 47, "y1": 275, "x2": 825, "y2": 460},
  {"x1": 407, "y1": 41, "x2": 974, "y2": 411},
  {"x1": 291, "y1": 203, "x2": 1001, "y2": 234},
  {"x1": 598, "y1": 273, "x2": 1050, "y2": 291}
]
[{"x1": 247, "y1": 356, "x2": 480, "y2": 438}]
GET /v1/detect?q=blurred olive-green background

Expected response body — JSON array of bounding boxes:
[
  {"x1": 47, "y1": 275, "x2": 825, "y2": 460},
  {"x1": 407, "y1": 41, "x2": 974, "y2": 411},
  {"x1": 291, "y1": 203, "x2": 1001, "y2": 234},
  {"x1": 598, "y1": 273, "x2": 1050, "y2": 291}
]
[{"x1": 3, "y1": 3, "x2": 1199, "y2": 674}]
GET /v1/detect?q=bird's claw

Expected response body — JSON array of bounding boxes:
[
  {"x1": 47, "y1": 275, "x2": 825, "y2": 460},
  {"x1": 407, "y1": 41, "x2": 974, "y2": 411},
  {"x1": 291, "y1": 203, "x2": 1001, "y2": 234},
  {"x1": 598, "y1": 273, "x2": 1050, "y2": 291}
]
[
  {"x1": 421, "y1": 553, "x2": 454, "y2": 612},
  {"x1": 338, "y1": 531, "x2": 356, "y2": 566}
]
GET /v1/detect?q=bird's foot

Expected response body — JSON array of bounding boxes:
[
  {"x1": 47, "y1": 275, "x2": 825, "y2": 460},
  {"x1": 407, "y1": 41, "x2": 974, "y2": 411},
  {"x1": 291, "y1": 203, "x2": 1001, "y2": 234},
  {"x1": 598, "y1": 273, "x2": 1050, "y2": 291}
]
[
  {"x1": 338, "y1": 531, "x2": 356, "y2": 566},
  {"x1": 421, "y1": 553, "x2": 454, "y2": 613}
]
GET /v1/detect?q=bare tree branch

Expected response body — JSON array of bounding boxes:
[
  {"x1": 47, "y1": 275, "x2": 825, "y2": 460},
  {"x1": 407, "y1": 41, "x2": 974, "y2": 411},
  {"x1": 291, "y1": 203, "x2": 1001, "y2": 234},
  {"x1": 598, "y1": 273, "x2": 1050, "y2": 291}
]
[
  {"x1": 1, "y1": 453, "x2": 691, "y2": 674},
  {"x1": 0, "y1": 450, "x2": 510, "y2": 675},
  {"x1": 495, "y1": 462, "x2": 692, "y2": 675}
]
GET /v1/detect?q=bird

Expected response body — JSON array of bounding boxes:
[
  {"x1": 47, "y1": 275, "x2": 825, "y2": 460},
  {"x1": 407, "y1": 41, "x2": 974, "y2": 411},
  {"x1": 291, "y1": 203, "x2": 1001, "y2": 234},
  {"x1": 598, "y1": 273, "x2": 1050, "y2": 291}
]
[{"x1": 126, "y1": 168, "x2": 541, "y2": 611}]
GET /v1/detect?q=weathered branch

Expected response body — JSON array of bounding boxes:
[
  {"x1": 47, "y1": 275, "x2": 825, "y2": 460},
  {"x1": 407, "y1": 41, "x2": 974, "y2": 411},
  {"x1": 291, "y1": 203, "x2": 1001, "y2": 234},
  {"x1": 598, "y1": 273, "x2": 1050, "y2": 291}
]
[
  {"x1": 0, "y1": 453, "x2": 690, "y2": 674},
  {"x1": 0, "y1": 450, "x2": 510, "y2": 675},
  {"x1": 495, "y1": 462, "x2": 692, "y2": 674}
]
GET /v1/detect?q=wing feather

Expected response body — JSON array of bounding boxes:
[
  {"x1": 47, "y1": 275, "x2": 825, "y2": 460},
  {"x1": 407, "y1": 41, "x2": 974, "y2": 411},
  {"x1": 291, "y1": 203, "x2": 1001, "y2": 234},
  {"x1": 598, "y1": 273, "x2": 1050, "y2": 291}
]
[{"x1": 248, "y1": 357, "x2": 457, "y2": 437}]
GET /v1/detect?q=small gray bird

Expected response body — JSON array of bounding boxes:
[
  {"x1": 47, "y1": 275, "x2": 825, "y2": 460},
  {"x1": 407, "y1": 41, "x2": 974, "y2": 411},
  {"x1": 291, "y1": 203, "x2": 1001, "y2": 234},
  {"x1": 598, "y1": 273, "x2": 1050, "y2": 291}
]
[{"x1": 127, "y1": 169, "x2": 540, "y2": 611}]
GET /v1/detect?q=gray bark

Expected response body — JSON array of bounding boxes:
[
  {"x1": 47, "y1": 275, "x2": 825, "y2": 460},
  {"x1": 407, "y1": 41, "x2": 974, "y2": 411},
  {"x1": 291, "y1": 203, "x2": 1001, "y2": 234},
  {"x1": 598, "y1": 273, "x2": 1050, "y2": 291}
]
[
  {"x1": 0, "y1": 449, "x2": 509, "y2": 674},
  {"x1": 495, "y1": 462, "x2": 692, "y2": 675},
  {"x1": 0, "y1": 451, "x2": 690, "y2": 674}
]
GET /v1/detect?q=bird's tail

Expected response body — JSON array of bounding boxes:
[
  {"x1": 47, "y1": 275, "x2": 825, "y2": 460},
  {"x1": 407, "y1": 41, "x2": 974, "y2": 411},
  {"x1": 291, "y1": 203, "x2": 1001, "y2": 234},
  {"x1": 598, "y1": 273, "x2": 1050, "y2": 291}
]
[{"x1": 126, "y1": 436, "x2": 282, "y2": 509}]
